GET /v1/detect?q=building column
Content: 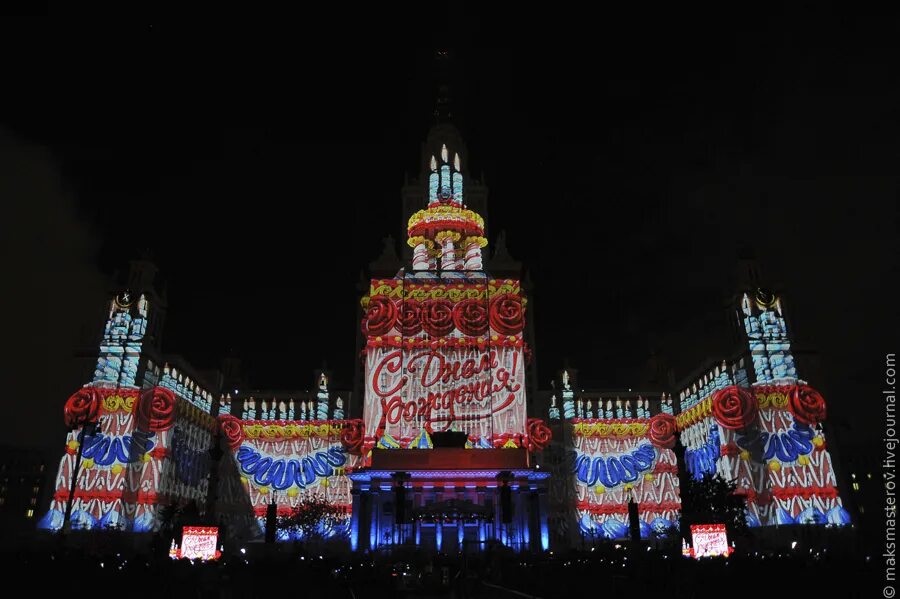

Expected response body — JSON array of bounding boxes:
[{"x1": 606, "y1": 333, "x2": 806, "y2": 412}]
[
  {"x1": 350, "y1": 489, "x2": 362, "y2": 551},
  {"x1": 478, "y1": 489, "x2": 486, "y2": 545},
  {"x1": 370, "y1": 490, "x2": 379, "y2": 550},
  {"x1": 414, "y1": 488, "x2": 422, "y2": 545},
  {"x1": 518, "y1": 489, "x2": 528, "y2": 551},
  {"x1": 436, "y1": 519, "x2": 443, "y2": 552},
  {"x1": 538, "y1": 489, "x2": 549, "y2": 551}
]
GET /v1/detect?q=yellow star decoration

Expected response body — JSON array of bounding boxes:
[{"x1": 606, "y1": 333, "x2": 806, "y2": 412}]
[
  {"x1": 82, "y1": 458, "x2": 95, "y2": 470},
  {"x1": 111, "y1": 464, "x2": 124, "y2": 475},
  {"x1": 623, "y1": 483, "x2": 634, "y2": 492},
  {"x1": 643, "y1": 473, "x2": 655, "y2": 482},
  {"x1": 812, "y1": 437, "x2": 824, "y2": 447},
  {"x1": 739, "y1": 450, "x2": 751, "y2": 461},
  {"x1": 797, "y1": 455, "x2": 810, "y2": 466},
  {"x1": 768, "y1": 461, "x2": 781, "y2": 472},
  {"x1": 67, "y1": 440, "x2": 79, "y2": 451},
  {"x1": 240, "y1": 477, "x2": 248, "y2": 485},
  {"x1": 141, "y1": 453, "x2": 151, "y2": 463},
  {"x1": 594, "y1": 486, "x2": 606, "y2": 495},
  {"x1": 321, "y1": 478, "x2": 330, "y2": 488},
  {"x1": 287, "y1": 488, "x2": 299, "y2": 498},
  {"x1": 259, "y1": 486, "x2": 269, "y2": 495}
]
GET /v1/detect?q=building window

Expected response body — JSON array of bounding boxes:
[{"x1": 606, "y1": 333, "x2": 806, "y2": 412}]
[
  {"x1": 26, "y1": 509, "x2": 34, "y2": 518},
  {"x1": 32, "y1": 486, "x2": 39, "y2": 494},
  {"x1": 30, "y1": 498, "x2": 37, "y2": 506},
  {"x1": 852, "y1": 482, "x2": 860, "y2": 491},
  {"x1": 0, "y1": 498, "x2": 5, "y2": 506}
]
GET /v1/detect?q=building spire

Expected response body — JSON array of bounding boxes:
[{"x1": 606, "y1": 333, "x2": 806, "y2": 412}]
[{"x1": 433, "y1": 49, "x2": 453, "y2": 122}]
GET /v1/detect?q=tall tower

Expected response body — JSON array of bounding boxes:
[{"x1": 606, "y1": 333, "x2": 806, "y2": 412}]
[
  {"x1": 736, "y1": 288, "x2": 798, "y2": 384},
  {"x1": 359, "y1": 124, "x2": 529, "y2": 452},
  {"x1": 91, "y1": 256, "x2": 166, "y2": 390},
  {"x1": 39, "y1": 259, "x2": 219, "y2": 533},
  {"x1": 675, "y1": 268, "x2": 851, "y2": 529},
  {"x1": 400, "y1": 55, "x2": 488, "y2": 263}
]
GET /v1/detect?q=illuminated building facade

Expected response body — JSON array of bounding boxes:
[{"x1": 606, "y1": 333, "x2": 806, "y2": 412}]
[
  {"x1": 219, "y1": 372, "x2": 360, "y2": 542},
  {"x1": 38, "y1": 110, "x2": 850, "y2": 550},
  {"x1": 39, "y1": 263, "x2": 222, "y2": 533},
  {"x1": 345, "y1": 122, "x2": 552, "y2": 553},
  {"x1": 673, "y1": 285, "x2": 851, "y2": 527},
  {"x1": 543, "y1": 380, "x2": 682, "y2": 547}
]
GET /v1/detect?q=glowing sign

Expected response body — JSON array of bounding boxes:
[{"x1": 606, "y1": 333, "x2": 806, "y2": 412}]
[
  {"x1": 366, "y1": 346, "x2": 525, "y2": 446},
  {"x1": 690, "y1": 524, "x2": 730, "y2": 558},
  {"x1": 180, "y1": 526, "x2": 220, "y2": 560}
]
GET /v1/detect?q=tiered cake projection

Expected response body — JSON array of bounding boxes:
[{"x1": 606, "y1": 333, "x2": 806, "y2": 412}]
[
  {"x1": 361, "y1": 276, "x2": 528, "y2": 452},
  {"x1": 572, "y1": 403, "x2": 681, "y2": 540},
  {"x1": 360, "y1": 142, "x2": 531, "y2": 454},
  {"x1": 221, "y1": 373, "x2": 362, "y2": 539},
  {"x1": 219, "y1": 419, "x2": 357, "y2": 539},
  {"x1": 675, "y1": 290, "x2": 850, "y2": 528},
  {"x1": 541, "y1": 368, "x2": 682, "y2": 545},
  {"x1": 40, "y1": 288, "x2": 218, "y2": 533},
  {"x1": 39, "y1": 112, "x2": 850, "y2": 551}
]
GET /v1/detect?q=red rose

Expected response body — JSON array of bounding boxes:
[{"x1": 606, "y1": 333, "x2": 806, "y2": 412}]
[
  {"x1": 525, "y1": 418, "x2": 552, "y2": 451},
  {"x1": 341, "y1": 419, "x2": 365, "y2": 455},
  {"x1": 789, "y1": 385, "x2": 827, "y2": 425},
  {"x1": 452, "y1": 298, "x2": 489, "y2": 336},
  {"x1": 421, "y1": 299, "x2": 454, "y2": 337},
  {"x1": 218, "y1": 414, "x2": 244, "y2": 450},
  {"x1": 489, "y1": 294, "x2": 524, "y2": 336},
  {"x1": 711, "y1": 386, "x2": 758, "y2": 430},
  {"x1": 397, "y1": 301, "x2": 422, "y2": 336},
  {"x1": 365, "y1": 296, "x2": 398, "y2": 337},
  {"x1": 64, "y1": 387, "x2": 101, "y2": 429},
  {"x1": 648, "y1": 413, "x2": 677, "y2": 449},
  {"x1": 135, "y1": 387, "x2": 176, "y2": 432}
]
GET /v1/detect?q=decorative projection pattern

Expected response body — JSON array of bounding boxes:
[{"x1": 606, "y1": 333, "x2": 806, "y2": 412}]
[
  {"x1": 39, "y1": 386, "x2": 216, "y2": 532},
  {"x1": 408, "y1": 143, "x2": 485, "y2": 272},
  {"x1": 219, "y1": 415, "x2": 362, "y2": 539},
  {"x1": 362, "y1": 276, "x2": 529, "y2": 452},
  {"x1": 740, "y1": 290, "x2": 797, "y2": 383},
  {"x1": 572, "y1": 413, "x2": 681, "y2": 540},
  {"x1": 93, "y1": 291, "x2": 148, "y2": 388},
  {"x1": 677, "y1": 384, "x2": 850, "y2": 527}
]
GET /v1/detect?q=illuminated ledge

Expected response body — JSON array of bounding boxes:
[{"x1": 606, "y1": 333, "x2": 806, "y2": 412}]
[
  {"x1": 369, "y1": 447, "x2": 530, "y2": 470},
  {"x1": 348, "y1": 470, "x2": 550, "y2": 482}
]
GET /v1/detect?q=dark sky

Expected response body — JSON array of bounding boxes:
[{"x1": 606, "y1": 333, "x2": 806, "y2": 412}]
[{"x1": 2, "y1": 18, "x2": 897, "y2": 451}]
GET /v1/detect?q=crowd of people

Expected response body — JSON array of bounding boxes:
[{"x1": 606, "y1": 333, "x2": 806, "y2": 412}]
[{"x1": 0, "y1": 535, "x2": 878, "y2": 598}]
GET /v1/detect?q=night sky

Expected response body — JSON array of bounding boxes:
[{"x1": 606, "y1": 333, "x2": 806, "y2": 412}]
[{"x1": 2, "y1": 18, "x2": 897, "y2": 452}]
